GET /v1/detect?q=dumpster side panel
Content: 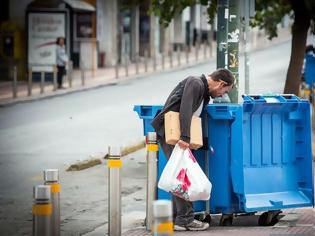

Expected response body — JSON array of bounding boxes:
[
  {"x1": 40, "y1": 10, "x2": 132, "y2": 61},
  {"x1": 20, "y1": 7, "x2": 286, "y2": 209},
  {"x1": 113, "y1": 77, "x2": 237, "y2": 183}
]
[
  {"x1": 294, "y1": 102, "x2": 314, "y2": 205},
  {"x1": 241, "y1": 100, "x2": 314, "y2": 212},
  {"x1": 230, "y1": 107, "x2": 245, "y2": 211},
  {"x1": 207, "y1": 105, "x2": 241, "y2": 214}
]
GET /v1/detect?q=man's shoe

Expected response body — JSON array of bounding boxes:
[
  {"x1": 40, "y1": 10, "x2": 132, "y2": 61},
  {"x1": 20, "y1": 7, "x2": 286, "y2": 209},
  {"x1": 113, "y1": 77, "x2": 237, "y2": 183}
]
[
  {"x1": 173, "y1": 224, "x2": 187, "y2": 231},
  {"x1": 174, "y1": 219, "x2": 209, "y2": 231}
]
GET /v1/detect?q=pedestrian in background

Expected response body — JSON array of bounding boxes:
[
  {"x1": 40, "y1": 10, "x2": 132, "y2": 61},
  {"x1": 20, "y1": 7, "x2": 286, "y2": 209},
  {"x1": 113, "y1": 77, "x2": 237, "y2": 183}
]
[
  {"x1": 302, "y1": 45, "x2": 315, "y2": 85},
  {"x1": 151, "y1": 68, "x2": 235, "y2": 231},
  {"x1": 56, "y1": 37, "x2": 68, "y2": 89}
]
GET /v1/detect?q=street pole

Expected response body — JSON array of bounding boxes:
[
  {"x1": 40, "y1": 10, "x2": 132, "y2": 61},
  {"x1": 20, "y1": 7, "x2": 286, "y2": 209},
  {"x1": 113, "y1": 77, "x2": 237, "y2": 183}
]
[
  {"x1": 217, "y1": 0, "x2": 229, "y2": 69},
  {"x1": 146, "y1": 132, "x2": 158, "y2": 231},
  {"x1": 227, "y1": 0, "x2": 240, "y2": 103},
  {"x1": 215, "y1": 0, "x2": 229, "y2": 104},
  {"x1": 217, "y1": 0, "x2": 229, "y2": 68}
]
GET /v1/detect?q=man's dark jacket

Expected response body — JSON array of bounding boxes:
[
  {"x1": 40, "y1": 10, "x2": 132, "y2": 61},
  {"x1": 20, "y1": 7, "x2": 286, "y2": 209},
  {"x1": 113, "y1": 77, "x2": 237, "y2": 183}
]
[{"x1": 151, "y1": 74, "x2": 210, "y2": 143}]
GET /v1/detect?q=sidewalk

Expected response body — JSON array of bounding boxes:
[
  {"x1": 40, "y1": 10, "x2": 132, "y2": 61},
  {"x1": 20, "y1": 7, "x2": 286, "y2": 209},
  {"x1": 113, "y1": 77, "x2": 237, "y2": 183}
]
[
  {"x1": 123, "y1": 207, "x2": 315, "y2": 236},
  {"x1": 0, "y1": 28, "x2": 292, "y2": 107}
]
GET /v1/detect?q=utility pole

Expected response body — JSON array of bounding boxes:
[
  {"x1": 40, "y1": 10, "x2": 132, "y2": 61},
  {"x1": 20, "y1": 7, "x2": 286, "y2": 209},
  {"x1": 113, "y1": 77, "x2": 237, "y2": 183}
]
[
  {"x1": 227, "y1": 0, "x2": 240, "y2": 103},
  {"x1": 217, "y1": 0, "x2": 240, "y2": 103},
  {"x1": 216, "y1": 0, "x2": 229, "y2": 69}
]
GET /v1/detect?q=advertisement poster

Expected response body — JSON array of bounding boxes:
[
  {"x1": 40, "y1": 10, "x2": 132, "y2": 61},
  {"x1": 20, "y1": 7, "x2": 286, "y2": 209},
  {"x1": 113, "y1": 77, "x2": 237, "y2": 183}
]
[
  {"x1": 76, "y1": 12, "x2": 93, "y2": 38},
  {"x1": 28, "y1": 12, "x2": 66, "y2": 71}
]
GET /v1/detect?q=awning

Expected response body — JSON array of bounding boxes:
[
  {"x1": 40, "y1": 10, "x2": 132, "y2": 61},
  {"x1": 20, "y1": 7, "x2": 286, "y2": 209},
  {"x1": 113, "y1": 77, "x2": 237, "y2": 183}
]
[{"x1": 63, "y1": 0, "x2": 95, "y2": 12}]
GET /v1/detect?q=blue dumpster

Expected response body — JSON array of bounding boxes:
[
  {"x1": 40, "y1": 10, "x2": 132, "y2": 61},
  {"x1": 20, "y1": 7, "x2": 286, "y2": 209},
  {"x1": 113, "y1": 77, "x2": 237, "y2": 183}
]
[{"x1": 134, "y1": 95, "x2": 314, "y2": 225}]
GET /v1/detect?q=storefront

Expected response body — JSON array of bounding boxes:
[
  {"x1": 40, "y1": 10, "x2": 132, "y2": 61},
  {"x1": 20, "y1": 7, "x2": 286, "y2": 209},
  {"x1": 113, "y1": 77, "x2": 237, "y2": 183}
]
[{"x1": 26, "y1": 0, "x2": 96, "y2": 71}]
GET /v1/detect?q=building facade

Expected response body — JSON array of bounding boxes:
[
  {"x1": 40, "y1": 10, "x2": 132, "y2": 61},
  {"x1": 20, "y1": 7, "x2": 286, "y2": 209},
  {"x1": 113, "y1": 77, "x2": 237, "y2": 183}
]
[{"x1": 0, "y1": 0, "x2": 211, "y2": 80}]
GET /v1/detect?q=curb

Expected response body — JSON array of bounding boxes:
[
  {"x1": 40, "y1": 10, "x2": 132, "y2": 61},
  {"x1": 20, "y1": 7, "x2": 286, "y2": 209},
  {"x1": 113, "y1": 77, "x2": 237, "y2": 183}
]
[
  {"x1": 66, "y1": 158, "x2": 102, "y2": 171},
  {"x1": 0, "y1": 57, "x2": 215, "y2": 107},
  {"x1": 121, "y1": 141, "x2": 146, "y2": 157},
  {"x1": 67, "y1": 140, "x2": 145, "y2": 171}
]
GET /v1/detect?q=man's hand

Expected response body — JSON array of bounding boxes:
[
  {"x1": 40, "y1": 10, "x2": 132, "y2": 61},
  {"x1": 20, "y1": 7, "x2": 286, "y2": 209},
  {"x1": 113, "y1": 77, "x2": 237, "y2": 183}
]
[{"x1": 177, "y1": 139, "x2": 189, "y2": 149}]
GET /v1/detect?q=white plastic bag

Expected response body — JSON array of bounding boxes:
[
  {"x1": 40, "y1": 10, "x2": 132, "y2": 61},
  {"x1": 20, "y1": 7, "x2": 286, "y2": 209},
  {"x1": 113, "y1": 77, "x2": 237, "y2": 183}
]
[{"x1": 158, "y1": 144, "x2": 212, "y2": 201}]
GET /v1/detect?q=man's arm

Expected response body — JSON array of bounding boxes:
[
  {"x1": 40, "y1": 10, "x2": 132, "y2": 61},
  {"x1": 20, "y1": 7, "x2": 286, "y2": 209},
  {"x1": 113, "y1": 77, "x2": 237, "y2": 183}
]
[{"x1": 178, "y1": 78, "x2": 203, "y2": 146}]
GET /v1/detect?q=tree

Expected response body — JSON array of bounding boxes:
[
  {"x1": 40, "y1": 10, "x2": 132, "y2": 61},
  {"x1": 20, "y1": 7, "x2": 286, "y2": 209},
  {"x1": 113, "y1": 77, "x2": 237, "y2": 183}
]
[{"x1": 151, "y1": 0, "x2": 315, "y2": 95}]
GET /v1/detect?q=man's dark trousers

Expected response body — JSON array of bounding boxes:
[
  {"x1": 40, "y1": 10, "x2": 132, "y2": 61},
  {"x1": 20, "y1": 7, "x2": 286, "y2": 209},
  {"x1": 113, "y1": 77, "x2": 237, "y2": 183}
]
[{"x1": 158, "y1": 135, "x2": 195, "y2": 226}]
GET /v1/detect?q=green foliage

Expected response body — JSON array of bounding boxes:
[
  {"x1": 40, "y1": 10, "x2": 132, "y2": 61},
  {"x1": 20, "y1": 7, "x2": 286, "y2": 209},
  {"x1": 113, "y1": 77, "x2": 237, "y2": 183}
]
[
  {"x1": 150, "y1": 0, "x2": 315, "y2": 39},
  {"x1": 207, "y1": 0, "x2": 217, "y2": 25},
  {"x1": 150, "y1": 0, "x2": 196, "y2": 26},
  {"x1": 150, "y1": 0, "x2": 217, "y2": 26},
  {"x1": 250, "y1": 0, "x2": 292, "y2": 40}
]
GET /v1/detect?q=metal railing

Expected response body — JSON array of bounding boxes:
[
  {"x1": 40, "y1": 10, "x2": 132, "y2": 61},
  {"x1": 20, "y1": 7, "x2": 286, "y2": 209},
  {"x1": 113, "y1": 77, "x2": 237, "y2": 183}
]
[{"x1": 6, "y1": 44, "x2": 214, "y2": 102}]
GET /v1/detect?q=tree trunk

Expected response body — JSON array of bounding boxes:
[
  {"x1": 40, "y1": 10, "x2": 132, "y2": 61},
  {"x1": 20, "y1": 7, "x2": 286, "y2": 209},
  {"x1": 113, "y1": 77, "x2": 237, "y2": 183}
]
[{"x1": 284, "y1": 2, "x2": 310, "y2": 95}]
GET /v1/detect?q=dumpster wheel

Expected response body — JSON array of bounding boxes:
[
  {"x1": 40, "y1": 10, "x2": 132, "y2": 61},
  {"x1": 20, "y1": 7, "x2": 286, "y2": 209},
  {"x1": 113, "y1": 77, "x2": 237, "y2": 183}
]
[
  {"x1": 258, "y1": 210, "x2": 282, "y2": 226},
  {"x1": 219, "y1": 214, "x2": 233, "y2": 226}
]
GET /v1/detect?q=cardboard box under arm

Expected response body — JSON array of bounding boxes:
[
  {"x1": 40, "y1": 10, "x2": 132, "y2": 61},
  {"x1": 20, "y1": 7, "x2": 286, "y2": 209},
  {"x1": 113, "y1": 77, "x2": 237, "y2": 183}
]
[{"x1": 164, "y1": 111, "x2": 203, "y2": 150}]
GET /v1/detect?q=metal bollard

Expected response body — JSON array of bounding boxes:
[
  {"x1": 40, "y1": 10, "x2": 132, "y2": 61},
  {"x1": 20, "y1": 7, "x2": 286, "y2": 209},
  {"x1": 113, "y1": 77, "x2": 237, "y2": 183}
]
[
  {"x1": 28, "y1": 68, "x2": 33, "y2": 96},
  {"x1": 12, "y1": 66, "x2": 17, "y2": 98},
  {"x1": 153, "y1": 53, "x2": 157, "y2": 71},
  {"x1": 153, "y1": 200, "x2": 173, "y2": 236},
  {"x1": 169, "y1": 50, "x2": 173, "y2": 68},
  {"x1": 81, "y1": 67, "x2": 85, "y2": 86},
  {"x1": 161, "y1": 52, "x2": 165, "y2": 70},
  {"x1": 195, "y1": 45, "x2": 199, "y2": 61},
  {"x1": 135, "y1": 55, "x2": 139, "y2": 75},
  {"x1": 185, "y1": 46, "x2": 189, "y2": 64},
  {"x1": 44, "y1": 169, "x2": 60, "y2": 236},
  {"x1": 144, "y1": 50, "x2": 148, "y2": 72},
  {"x1": 33, "y1": 185, "x2": 52, "y2": 236},
  {"x1": 124, "y1": 55, "x2": 129, "y2": 77},
  {"x1": 108, "y1": 146, "x2": 122, "y2": 236},
  {"x1": 177, "y1": 47, "x2": 181, "y2": 66},
  {"x1": 209, "y1": 43, "x2": 213, "y2": 58},
  {"x1": 146, "y1": 132, "x2": 158, "y2": 231},
  {"x1": 68, "y1": 61, "x2": 73, "y2": 88},
  {"x1": 40, "y1": 71, "x2": 45, "y2": 94},
  {"x1": 53, "y1": 66, "x2": 57, "y2": 91},
  {"x1": 115, "y1": 61, "x2": 119, "y2": 79}
]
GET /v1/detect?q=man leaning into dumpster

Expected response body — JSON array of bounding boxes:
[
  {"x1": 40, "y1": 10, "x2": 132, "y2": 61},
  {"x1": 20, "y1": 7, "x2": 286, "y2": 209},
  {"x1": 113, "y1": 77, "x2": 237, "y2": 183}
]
[{"x1": 151, "y1": 68, "x2": 235, "y2": 231}]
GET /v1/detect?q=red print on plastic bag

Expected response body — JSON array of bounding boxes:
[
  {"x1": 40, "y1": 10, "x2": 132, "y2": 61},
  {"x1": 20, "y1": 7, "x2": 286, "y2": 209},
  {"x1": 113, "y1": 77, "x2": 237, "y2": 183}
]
[{"x1": 176, "y1": 168, "x2": 191, "y2": 191}]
